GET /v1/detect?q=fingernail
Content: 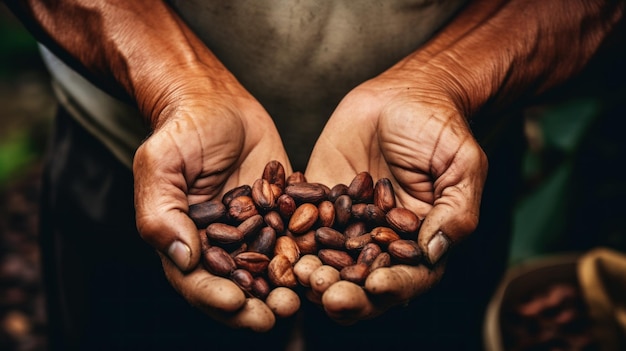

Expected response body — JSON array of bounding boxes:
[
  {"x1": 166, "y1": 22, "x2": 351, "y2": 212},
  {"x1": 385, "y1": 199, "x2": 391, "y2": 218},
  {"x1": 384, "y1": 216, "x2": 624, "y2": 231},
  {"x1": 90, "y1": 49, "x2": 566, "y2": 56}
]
[
  {"x1": 167, "y1": 240, "x2": 191, "y2": 270},
  {"x1": 427, "y1": 231, "x2": 450, "y2": 265}
]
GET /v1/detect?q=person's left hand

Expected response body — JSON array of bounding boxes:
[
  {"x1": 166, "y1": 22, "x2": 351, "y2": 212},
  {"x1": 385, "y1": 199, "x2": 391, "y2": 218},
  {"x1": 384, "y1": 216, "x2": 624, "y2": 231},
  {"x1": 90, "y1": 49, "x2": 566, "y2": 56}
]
[{"x1": 304, "y1": 69, "x2": 488, "y2": 324}]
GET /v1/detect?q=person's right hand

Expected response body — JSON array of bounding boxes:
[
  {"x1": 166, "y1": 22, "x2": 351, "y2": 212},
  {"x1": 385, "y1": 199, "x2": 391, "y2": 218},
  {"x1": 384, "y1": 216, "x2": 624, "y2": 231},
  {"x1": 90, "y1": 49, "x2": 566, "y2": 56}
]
[{"x1": 133, "y1": 73, "x2": 291, "y2": 332}]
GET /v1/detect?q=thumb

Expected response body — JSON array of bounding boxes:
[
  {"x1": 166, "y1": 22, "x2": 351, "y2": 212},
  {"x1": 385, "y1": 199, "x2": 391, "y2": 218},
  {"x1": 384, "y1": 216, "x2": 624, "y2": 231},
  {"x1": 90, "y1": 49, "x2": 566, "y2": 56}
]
[{"x1": 133, "y1": 143, "x2": 202, "y2": 272}]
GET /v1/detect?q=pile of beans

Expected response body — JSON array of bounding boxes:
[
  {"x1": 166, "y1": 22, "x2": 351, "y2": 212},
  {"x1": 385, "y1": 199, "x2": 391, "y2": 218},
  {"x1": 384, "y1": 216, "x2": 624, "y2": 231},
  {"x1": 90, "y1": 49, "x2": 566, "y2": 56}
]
[{"x1": 189, "y1": 161, "x2": 425, "y2": 317}]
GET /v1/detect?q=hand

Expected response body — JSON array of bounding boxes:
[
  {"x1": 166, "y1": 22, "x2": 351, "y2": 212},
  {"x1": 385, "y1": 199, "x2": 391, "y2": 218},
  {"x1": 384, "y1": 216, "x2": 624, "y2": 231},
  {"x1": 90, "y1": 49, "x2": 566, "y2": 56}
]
[
  {"x1": 304, "y1": 71, "x2": 488, "y2": 324},
  {"x1": 133, "y1": 78, "x2": 291, "y2": 332}
]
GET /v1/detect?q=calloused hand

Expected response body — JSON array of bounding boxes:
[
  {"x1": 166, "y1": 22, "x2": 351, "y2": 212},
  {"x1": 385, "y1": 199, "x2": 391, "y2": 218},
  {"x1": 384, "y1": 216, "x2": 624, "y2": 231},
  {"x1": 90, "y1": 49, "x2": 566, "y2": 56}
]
[
  {"x1": 133, "y1": 80, "x2": 291, "y2": 332},
  {"x1": 304, "y1": 72, "x2": 488, "y2": 324}
]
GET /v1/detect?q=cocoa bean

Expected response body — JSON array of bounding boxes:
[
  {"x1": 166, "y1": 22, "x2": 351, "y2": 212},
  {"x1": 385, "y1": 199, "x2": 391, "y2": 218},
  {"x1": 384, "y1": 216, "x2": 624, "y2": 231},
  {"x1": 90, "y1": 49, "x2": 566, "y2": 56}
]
[
  {"x1": 263, "y1": 211, "x2": 284, "y2": 234},
  {"x1": 328, "y1": 183, "x2": 349, "y2": 202},
  {"x1": 285, "y1": 183, "x2": 327, "y2": 204},
  {"x1": 228, "y1": 195, "x2": 258, "y2": 222},
  {"x1": 315, "y1": 227, "x2": 346, "y2": 249},
  {"x1": 344, "y1": 221, "x2": 367, "y2": 238},
  {"x1": 262, "y1": 160, "x2": 286, "y2": 189},
  {"x1": 356, "y1": 243, "x2": 382, "y2": 266},
  {"x1": 251, "y1": 276, "x2": 271, "y2": 300},
  {"x1": 248, "y1": 226, "x2": 276, "y2": 256},
  {"x1": 374, "y1": 178, "x2": 396, "y2": 212},
  {"x1": 189, "y1": 200, "x2": 226, "y2": 228},
  {"x1": 203, "y1": 246, "x2": 236, "y2": 277},
  {"x1": 317, "y1": 200, "x2": 335, "y2": 228},
  {"x1": 222, "y1": 185, "x2": 252, "y2": 206},
  {"x1": 366, "y1": 204, "x2": 387, "y2": 225},
  {"x1": 370, "y1": 226, "x2": 401, "y2": 246},
  {"x1": 385, "y1": 208, "x2": 420, "y2": 236},
  {"x1": 348, "y1": 171, "x2": 374, "y2": 203},
  {"x1": 340, "y1": 263, "x2": 370, "y2": 285},
  {"x1": 274, "y1": 236, "x2": 301, "y2": 265},
  {"x1": 276, "y1": 194, "x2": 296, "y2": 219},
  {"x1": 267, "y1": 255, "x2": 297, "y2": 288},
  {"x1": 288, "y1": 203, "x2": 319, "y2": 234},
  {"x1": 251, "y1": 178, "x2": 276, "y2": 210},
  {"x1": 318, "y1": 249, "x2": 355, "y2": 270},
  {"x1": 237, "y1": 214, "x2": 264, "y2": 239},
  {"x1": 345, "y1": 234, "x2": 373, "y2": 251},
  {"x1": 289, "y1": 230, "x2": 318, "y2": 255},
  {"x1": 333, "y1": 195, "x2": 352, "y2": 228},
  {"x1": 206, "y1": 223, "x2": 245, "y2": 245},
  {"x1": 351, "y1": 203, "x2": 368, "y2": 221},
  {"x1": 233, "y1": 252, "x2": 271, "y2": 275},
  {"x1": 387, "y1": 239, "x2": 422, "y2": 265},
  {"x1": 285, "y1": 171, "x2": 307, "y2": 186},
  {"x1": 369, "y1": 252, "x2": 391, "y2": 271},
  {"x1": 231, "y1": 269, "x2": 254, "y2": 292}
]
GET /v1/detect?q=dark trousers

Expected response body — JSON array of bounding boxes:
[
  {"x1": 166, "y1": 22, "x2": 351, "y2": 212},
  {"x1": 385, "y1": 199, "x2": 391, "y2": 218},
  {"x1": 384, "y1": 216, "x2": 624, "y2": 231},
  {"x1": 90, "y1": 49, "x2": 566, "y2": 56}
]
[{"x1": 39, "y1": 107, "x2": 523, "y2": 351}]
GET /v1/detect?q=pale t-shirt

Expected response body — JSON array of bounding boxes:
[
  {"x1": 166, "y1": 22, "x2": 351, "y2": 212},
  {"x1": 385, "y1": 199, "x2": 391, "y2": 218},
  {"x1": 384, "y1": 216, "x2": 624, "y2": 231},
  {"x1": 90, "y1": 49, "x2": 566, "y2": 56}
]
[{"x1": 41, "y1": 0, "x2": 467, "y2": 170}]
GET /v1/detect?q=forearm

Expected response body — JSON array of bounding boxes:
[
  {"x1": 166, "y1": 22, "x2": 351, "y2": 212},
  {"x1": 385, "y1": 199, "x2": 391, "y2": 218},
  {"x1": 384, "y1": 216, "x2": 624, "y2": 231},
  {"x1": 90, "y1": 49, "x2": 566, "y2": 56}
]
[
  {"x1": 3, "y1": 0, "x2": 239, "y2": 128},
  {"x1": 390, "y1": 0, "x2": 624, "y2": 116}
]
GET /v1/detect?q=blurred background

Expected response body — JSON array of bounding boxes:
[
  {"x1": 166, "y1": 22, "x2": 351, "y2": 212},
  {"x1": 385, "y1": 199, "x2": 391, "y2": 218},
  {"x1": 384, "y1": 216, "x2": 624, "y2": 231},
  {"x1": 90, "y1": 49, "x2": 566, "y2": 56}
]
[
  {"x1": 0, "y1": 3, "x2": 625, "y2": 351},
  {"x1": 0, "y1": 4, "x2": 55, "y2": 351}
]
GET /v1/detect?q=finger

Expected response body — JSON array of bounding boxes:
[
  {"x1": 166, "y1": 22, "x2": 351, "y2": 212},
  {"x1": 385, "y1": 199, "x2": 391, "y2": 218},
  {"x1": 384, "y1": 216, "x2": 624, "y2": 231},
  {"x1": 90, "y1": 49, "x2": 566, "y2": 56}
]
[
  {"x1": 161, "y1": 252, "x2": 246, "y2": 312},
  {"x1": 418, "y1": 146, "x2": 487, "y2": 265},
  {"x1": 160, "y1": 253, "x2": 276, "y2": 332},
  {"x1": 133, "y1": 133, "x2": 208, "y2": 271},
  {"x1": 321, "y1": 280, "x2": 377, "y2": 325},
  {"x1": 364, "y1": 263, "x2": 446, "y2": 305}
]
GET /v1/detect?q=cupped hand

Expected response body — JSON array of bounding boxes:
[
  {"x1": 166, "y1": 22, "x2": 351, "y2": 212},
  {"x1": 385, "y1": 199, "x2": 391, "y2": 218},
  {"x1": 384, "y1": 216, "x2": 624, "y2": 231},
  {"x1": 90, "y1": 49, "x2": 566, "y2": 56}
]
[
  {"x1": 133, "y1": 78, "x2": 291, "y2": 331},
  {"x1": 304, "y1": 72, "x2": 488, "y2": 324}
]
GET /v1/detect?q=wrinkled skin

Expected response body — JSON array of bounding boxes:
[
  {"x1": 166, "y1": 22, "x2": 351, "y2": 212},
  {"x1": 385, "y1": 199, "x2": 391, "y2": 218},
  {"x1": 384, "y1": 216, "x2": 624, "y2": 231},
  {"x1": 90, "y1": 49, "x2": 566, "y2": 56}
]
[
  {"x1": 133, "y1": 80, "x2": 291, "y2": 331},
  {"x1": 305, "y1": 70, "x2": 488, "y2": 324}
]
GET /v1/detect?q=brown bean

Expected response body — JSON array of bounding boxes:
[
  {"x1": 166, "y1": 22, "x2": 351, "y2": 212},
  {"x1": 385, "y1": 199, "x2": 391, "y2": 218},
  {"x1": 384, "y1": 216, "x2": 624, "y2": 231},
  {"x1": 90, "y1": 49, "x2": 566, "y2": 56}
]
[
  {"x1": 263, "y1": 211, "x2": 284, "y2": 234},
  {"x1": 317, "y1": 200, "x2": 335, "y2": 228},
  {"x1": 251, "y1": 276, "x2": 271, "y2": 300},
  {"x1": 262, "y1": 160, "x2": 286, "y2": 189},
  {"x1": 237, "y1": 214, "x2": 264, "y2": 239},
  {"x1": 222, "y1": 185, "x2": 252, "y2": 206},
  {"x1": 315, "y1": 227, "x2": 346, "y2": 249},
  {"x1": 233, "y1": 252, "x2": 270, "y2": 275},
  {"x1": 289, "y1": 230, "x2": 318, "y2": 255},
  {"x1": 206, "y1": 223, "x2": 245, "y2": 245},
  {"x1": 285, "y1": 171, "x2": 307, "y2": 186},
  {"x1": 203, "y1": 246, "x2": 236, "y2": 277},
  {"x1": 328, "y1": 183, "x2": 349, "y2": 203},
  {"x1": 275, "y1": 195, "x2": 295, "y2": 219},
  {"x1": 318, "y1": 249, "x2": 355, "y2": 271},
  {"x1": 347, "y1": 171, "x2": 374, "y2": 203},
  {"x1": 285, "y1": 183, "x2": 327, "y2": 204},
  {"x1": 387, "y1": 239, "x2": 422, "y2": 265},
  {"x1": 274, "y1": 236, "x2": 301, "y2": 265},
  {"x1": 248, "y1": 226, "x2": 276, "y2": 256},
  {"x1": 369, "y1": 252, "x2": 391, "y2": 271},
  {"x1": 267, "y1": 255, "x2": 297, "y2": 288},
  {"x1": 228, "y1": 195, "x2": 258, "y2": 222},
  {"x1": 189, "y1": 200, "x2": 226, "y2": 228},
  {"x1": 230, "y1": 269, "x2": 254, "y2": 293},
  {"x1": 385, "y1": 208, "x2": 421, "y2": 236},
  {"x1": 374, "y1": 178, "x2": 396, "y2": 212},
  {"x1": 251, "y1": 178, "x2": 276, "y2": 211},
  {"x1": 344, "y1": 221, "x2": 368, "y2": 238},
  {"x1": 340, "y1": 263, "x2": 370, "y2": 285},
  {"x1": 370, "y1": 226, "x2": 401, "y2": 246},
  {"x1": 288, "y1": 203, "x2": 319, "y2": 234},
  {"x1": 356, "y1": 243, "x2": 382, "y2": 266},
  {"x1": 333, "y1": 195, "x2": 352, "y2": 228},
  {"x1": 345, "y1": 234, "x2": 373, "y2": 251}
]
